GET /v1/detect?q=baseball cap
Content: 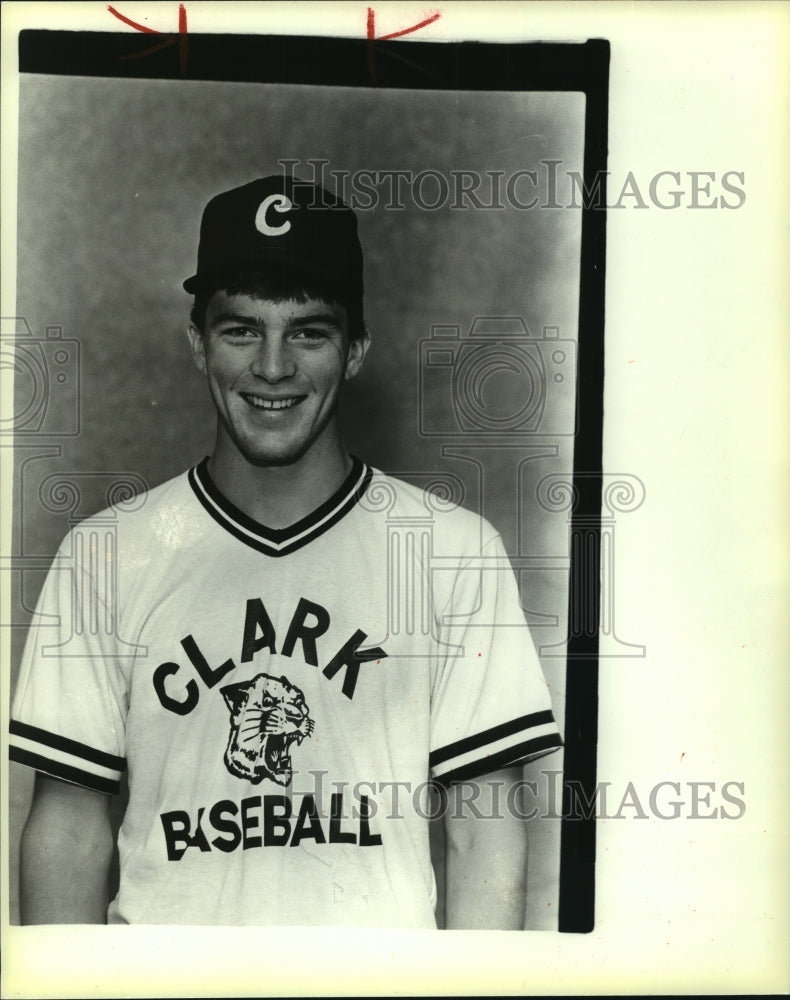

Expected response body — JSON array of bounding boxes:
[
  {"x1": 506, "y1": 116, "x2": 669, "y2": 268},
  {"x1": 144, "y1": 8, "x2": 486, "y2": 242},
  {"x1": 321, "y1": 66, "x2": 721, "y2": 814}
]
[{"x1": 183, "y1": 175, "x2": 364, "y2": 298}]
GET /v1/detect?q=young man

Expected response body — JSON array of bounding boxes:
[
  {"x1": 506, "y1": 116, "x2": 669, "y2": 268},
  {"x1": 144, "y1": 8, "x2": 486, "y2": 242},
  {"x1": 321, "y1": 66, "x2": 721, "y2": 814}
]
[{"x1": 10, "y1": 175, "x2": 562, "y2": 928}]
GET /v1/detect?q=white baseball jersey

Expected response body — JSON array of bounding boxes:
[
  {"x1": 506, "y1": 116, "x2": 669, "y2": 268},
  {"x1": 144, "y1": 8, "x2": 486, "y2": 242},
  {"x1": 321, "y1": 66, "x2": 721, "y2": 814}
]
[{"x1": 10, "y1": 457, "x2": 562, "y2": 927}]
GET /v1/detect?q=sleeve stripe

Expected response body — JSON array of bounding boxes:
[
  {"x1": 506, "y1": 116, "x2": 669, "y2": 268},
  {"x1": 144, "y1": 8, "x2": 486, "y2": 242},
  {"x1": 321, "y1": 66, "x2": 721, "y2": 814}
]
[
  {"x1": 431, "y1": 725, "x2": 562, "y2": 779},
  {"x1": 9, "y1": 719, "x2": 126, "y2": 771},
  {"x1": 429, "y1": 709, "x2": 556, "y2": 768},
  {"x1": 10, "y1": 730, "x2": 125, "y2": 784},
  {"x1": 9, "y1": 746, "x2": 121, "y2": 795},
  {"x1": 433, "y1": 733, "x2": 563, "y2": 786}
]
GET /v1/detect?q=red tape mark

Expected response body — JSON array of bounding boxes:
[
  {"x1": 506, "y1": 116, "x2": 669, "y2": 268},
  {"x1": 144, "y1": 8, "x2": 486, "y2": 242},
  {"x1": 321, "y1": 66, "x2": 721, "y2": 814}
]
[
  {"x1": 366, "y1": 7, "x2": 442, "y2": 84},
  {"x1": 107, "y1": 4, "x2": 187, "y2": 34},
  {"x1": 106, "y1": 5, "x2": 441, "y2": 80},
  {"x1": 366, "y1": 8, "x2": 442, "y2": 41},
  {"x1": 107, "y1": 4, "x2": 188, "y2": 73}
]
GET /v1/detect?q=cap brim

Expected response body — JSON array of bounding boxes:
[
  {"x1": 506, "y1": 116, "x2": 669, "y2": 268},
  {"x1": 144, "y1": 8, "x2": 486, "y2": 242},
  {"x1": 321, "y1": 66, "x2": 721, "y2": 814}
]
[{"x1": 182, "y1": 249, "x2": 361, "y2": 296}]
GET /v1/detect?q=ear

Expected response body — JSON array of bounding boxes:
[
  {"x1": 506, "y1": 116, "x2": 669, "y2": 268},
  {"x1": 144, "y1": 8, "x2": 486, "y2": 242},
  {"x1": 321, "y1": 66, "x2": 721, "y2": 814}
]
[
  {"x1": 187, "y1": 322, "x2": 208, "y2": 376},
  {"x1": 344, "y1": 328, "x2": 371, "y2": 382},
  {"x1": 221, "y1": 680, "x2": 250, "y2": 717}
]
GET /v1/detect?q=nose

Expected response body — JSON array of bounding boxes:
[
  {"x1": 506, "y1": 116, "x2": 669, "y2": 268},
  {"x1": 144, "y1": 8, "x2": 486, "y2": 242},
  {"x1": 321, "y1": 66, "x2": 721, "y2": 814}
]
[{"x1": 250, "y1": 336, "x2": 296, "y2": 382}]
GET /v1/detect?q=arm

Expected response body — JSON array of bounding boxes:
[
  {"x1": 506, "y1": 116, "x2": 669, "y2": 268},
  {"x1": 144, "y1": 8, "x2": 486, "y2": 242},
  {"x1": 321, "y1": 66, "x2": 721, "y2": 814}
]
[
  {"x1": 443, "y1": 766, "x2": 528, "y2": 930},
  {"x1": 20, "y1": 773, "x2": 114, "y2": 924}
]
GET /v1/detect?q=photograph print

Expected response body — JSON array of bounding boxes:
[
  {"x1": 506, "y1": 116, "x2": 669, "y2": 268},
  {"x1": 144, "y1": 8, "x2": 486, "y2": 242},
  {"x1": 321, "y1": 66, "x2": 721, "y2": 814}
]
[{"x1": 5, "y1": 29, "x2": 607, "y2": 932}]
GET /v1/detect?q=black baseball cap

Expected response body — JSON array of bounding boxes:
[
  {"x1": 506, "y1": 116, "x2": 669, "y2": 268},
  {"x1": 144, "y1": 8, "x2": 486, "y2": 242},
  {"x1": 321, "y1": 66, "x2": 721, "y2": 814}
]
[{"x1": 183, "y1": 175, "x2": 364, "y2": 298}]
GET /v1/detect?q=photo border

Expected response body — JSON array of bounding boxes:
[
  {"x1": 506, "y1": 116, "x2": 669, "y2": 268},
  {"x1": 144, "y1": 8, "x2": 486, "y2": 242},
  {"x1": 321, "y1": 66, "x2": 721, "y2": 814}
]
[{"x1": 16, "y1": 26, "x2": 610, "y2": 935}]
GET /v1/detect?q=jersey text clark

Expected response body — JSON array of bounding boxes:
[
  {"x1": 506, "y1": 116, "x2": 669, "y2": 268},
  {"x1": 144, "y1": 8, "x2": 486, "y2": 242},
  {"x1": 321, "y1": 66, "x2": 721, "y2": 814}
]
[{"x1": 153, "y1": 595, "x2": 388, "y2": 713}]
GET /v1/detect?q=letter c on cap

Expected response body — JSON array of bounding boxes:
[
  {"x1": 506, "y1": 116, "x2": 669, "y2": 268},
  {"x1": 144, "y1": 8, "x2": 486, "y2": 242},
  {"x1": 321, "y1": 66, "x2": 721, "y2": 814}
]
[{"x1": 255, "y1": 194, "x2": 293, "y2": 237}]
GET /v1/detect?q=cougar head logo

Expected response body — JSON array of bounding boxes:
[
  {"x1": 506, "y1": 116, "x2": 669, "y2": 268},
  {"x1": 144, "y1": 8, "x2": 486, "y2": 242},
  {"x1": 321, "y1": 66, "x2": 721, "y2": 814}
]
[{"x1": 221, "y1": 672, "x2": 315, "y2": 786}]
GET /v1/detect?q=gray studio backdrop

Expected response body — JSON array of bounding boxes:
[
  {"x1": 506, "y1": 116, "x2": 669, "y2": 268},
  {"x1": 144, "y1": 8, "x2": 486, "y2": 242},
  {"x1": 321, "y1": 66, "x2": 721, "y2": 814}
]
[{"x1": 8, "y1": 74, "x2": 584, "y2": 929}]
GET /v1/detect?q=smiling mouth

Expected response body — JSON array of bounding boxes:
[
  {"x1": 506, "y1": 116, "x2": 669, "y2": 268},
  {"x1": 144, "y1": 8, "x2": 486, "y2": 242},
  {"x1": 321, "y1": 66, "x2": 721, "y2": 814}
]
[{"x1": 241, "y1": 394, "x2": 303, "y2": 411}]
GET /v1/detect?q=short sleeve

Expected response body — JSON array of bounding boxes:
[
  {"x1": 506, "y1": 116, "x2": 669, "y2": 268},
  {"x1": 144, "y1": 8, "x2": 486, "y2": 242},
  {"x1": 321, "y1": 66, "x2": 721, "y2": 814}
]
[
  {"x1": 9, "y1": 527, "x2": 129, "y2": 794},
  {"x1": 429, "y1": 532, "x2": 563, "y2": 785}
]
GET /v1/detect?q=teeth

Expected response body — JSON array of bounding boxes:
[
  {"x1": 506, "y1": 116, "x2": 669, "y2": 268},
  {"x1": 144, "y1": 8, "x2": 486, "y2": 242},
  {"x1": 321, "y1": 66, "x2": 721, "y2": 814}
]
[{"x1": 245, "y1": 396, "x2": 298, "y2": 410}]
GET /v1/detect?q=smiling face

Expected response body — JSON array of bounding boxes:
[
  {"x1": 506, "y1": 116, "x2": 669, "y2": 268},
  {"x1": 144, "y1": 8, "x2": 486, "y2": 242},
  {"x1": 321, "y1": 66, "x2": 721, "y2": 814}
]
[{"x1": 188, "y1": 290, "x2": 369, "y2": 469}]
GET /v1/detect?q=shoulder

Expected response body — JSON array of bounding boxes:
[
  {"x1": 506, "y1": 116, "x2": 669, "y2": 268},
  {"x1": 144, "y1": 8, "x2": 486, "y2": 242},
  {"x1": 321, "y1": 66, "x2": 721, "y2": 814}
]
[
  {"x1": 362, "y1": 466, "x2": 501, "y2": 557},
  {"x1": 56, "y1": 464, "x2": 204, "y2": 554}
]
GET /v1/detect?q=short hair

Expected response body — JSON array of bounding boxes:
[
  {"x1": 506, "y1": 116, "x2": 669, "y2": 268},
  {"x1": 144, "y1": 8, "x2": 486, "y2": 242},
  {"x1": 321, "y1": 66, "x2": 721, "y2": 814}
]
[{"x1": 190, "y1": 270, "x2": 366, "y2": 341}]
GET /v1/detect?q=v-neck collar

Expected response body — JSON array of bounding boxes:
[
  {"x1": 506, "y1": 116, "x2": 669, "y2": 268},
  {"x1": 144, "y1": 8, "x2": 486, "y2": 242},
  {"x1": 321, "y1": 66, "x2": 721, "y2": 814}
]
[{"x1": 188, "y1": 455, "x2": 373, "y2": 557}]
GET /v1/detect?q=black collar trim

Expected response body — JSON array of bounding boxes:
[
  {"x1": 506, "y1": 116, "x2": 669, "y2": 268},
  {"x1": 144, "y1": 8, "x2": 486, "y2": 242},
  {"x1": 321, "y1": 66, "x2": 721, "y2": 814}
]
[{"x1": 188, "y1": 456, "x2": 372, "y2": 558}]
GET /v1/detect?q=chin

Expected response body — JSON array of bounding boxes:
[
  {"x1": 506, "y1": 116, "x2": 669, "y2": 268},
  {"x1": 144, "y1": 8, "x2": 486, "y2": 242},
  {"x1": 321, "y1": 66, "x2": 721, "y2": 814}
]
[
  {"x1": 237, "y1": 436, "x2": 313, "y2": 468},
  {"x1": 221, "y1": 408, "x2": 339, "y2": 469}
]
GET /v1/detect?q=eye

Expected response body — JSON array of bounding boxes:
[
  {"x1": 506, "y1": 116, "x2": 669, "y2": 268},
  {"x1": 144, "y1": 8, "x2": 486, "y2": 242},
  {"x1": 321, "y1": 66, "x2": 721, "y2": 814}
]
[
  {"x1": 221, "y1": 326, "x2": 257, "y2": 339},
  {"x1": 291, "y1": 327, "x2": 331, "y2": 343}
]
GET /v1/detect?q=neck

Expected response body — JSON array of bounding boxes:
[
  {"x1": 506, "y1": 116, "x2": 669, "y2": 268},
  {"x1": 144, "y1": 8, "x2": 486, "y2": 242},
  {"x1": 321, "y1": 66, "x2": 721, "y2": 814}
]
[{"x1": 207, "y1": 434, "x2": 352, "y2": 530}]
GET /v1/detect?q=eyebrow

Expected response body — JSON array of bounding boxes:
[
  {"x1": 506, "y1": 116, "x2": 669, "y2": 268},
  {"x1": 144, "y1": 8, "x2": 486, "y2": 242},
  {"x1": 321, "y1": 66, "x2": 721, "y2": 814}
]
[{"x1": 208, "y1": 311, "x2": 344, "y2": 330}]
